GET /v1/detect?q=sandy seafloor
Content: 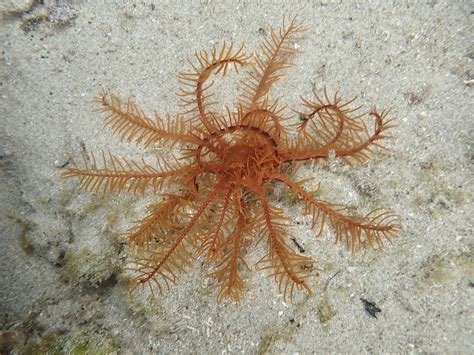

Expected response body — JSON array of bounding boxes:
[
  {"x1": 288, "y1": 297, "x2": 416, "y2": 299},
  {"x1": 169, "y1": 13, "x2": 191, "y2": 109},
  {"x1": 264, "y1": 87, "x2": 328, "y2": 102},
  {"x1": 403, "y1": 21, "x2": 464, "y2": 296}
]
[{"x1": 1, "y1": 0, "x2": 473, "y2": 353}]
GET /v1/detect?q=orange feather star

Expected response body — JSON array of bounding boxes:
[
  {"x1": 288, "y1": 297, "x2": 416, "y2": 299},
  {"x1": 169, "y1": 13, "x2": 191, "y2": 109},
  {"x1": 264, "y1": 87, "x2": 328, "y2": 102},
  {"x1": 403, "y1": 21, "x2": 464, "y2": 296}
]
[{"x1": 63, "y1": 16, "x2": 401, "y2": 303}]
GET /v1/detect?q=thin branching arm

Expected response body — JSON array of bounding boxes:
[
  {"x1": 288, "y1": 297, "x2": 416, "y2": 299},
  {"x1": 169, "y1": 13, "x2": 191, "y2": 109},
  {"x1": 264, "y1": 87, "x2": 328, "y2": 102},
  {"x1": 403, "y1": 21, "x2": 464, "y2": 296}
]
[
  {"x1": 253, "y1": 186, "x2": 314, "y2": 302},
  {"x1": 272, "y1": 173, "x2": 401, "y2": 253},
  {"x1": 281, "y1": 88, "x2": 396, "y2": 164},
  {"x1": 178, "y1": 42, "x2": 252, "y2": 133},
  {"x1": 125, "y1": 194, "x2": 193, "y2": 248},
  {"x1": 62, "y1": 150, "x2": 196, "y2": 194},
  {"x1": 129, "y1": 184, "x2": 223, "y2": 296},
  {"x1": 95, "y1": 90, "x2": 201, "y2": 147},
  {"x1": 241, "y1": 16, "x2": 305, "y2": 111},
  {"x1": 207, "y1": 196, "x2": 250, "y2": 303}
]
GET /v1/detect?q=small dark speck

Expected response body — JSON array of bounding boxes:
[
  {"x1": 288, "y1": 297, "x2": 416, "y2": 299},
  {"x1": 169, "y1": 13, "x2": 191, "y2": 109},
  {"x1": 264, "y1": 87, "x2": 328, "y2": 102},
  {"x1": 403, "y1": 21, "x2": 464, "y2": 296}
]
[
  {"x1": 291, "y1": 237, "x2": 305, "y2": 253},
  {"x1": 361, "y1": 298, "x2": 381, "y2": 318},
  {"x1": 258, "y1": 27, "x2": 266, "y2": 36},
  {"x1": 468, "y1": 281, "x2": 474, "y2": 287},
  {"x1": 56, "y1": 250, "x2": 66, "y2": 266},
  {"x1": 420, "y1": 161, "x2": 433, "y2": 169},
  {"x1": 49, "y1": 92, "x2": 53, "y2": 95},
  {"x1": 151, "y1": 4, "x2": 155, "y2": 11},
  {"x1": 289, "y1": 318, "x2": 295, "y2": 323}
]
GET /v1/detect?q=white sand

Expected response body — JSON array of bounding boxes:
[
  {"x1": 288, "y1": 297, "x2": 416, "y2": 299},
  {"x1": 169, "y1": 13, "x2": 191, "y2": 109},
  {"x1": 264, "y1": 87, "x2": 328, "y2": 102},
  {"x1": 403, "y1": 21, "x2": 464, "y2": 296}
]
[{"x1": 1, "y1": 1, "x2": 472, "y2": 353}]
